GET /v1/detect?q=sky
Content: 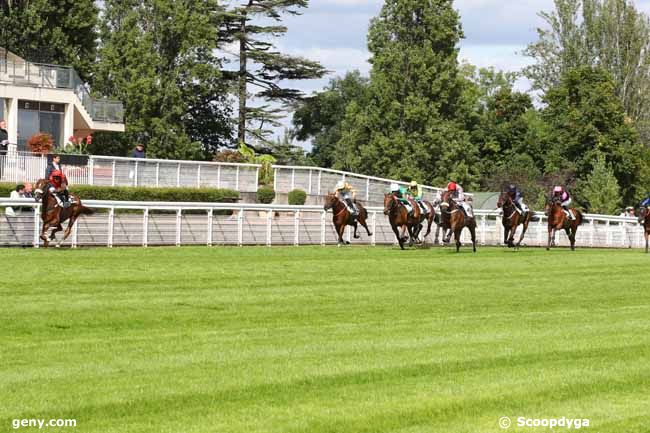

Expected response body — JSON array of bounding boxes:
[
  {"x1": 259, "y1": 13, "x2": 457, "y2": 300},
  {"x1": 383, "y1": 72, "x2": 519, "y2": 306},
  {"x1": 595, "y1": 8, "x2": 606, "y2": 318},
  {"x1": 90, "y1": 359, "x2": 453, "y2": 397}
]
[{"x1": 258, "y1": 0, "x2": 650, "y2": 144}]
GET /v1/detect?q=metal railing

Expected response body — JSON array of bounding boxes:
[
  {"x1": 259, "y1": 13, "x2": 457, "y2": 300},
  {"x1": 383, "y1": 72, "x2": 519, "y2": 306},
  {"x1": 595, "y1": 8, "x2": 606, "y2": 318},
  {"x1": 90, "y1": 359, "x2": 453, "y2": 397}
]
[
  {"x1": 0, "y1": 153, "x2": 261, "y2": 192},
  {"x1": 0, "y1": 59, "x2": 124, "y2": 123},
  {"x1": 0, "y1": 199, "x2": 645, "y2": 249},
  {"x1": 273, "y1": 165, "x2": 448, "y2": 204}
]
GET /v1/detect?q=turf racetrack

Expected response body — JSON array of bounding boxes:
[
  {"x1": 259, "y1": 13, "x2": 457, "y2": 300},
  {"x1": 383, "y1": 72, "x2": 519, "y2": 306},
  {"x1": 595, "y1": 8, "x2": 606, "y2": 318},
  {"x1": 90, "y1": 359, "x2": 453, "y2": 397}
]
[{"x1": 1, "y1": 246, "x2": 649, "y2": 433}]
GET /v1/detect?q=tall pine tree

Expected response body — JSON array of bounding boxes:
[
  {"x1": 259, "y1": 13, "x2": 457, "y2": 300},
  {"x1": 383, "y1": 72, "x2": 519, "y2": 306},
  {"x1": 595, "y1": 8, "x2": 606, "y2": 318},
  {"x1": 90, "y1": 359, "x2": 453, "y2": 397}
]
[
  {"x1": 336, "y1": 0, "x2": 480, "y2": 187},
  {"x1": 94, "y1": 0, "x2": 233, "y2": 159},
  {"x1": 219, "y1": 0, "x2": 326, "y2": 148}
]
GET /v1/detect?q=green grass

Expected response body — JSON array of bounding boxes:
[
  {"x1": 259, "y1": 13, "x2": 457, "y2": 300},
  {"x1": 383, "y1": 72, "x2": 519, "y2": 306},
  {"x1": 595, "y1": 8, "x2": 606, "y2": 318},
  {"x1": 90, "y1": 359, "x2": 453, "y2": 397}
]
[{"x1": 1, "y1": 246, "x2": 649, "y2": 433}]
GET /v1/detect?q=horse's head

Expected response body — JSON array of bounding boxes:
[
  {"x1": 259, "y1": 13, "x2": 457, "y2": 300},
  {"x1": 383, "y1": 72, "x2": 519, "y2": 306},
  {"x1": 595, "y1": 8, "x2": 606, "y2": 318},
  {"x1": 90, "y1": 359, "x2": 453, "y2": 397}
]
[
  {"x1": 33, "y1": 178, "x2": 48, "y2": 201},
  {"x1": 496, "y1": 191, "x2": 511, "y2": 209},
  {"x1": 439, "y1": 190, "x2": 455, "y2": 211},
  {"x1": 323, "y1": 193, "x2": 337, "y2": 211},
  {"x1": 383, "y1": 193, "x2": 398, "y2": 215},
  {"x1": 639, "y1": 206, "x2": 648, "y2": 224}
]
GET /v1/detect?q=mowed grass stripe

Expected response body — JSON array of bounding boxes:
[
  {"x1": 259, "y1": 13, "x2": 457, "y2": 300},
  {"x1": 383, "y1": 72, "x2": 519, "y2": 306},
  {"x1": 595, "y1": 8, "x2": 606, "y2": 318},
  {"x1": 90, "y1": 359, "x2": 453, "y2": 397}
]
[{"x1": 1, "y1": 246, "x2": 648, "y2": 433}]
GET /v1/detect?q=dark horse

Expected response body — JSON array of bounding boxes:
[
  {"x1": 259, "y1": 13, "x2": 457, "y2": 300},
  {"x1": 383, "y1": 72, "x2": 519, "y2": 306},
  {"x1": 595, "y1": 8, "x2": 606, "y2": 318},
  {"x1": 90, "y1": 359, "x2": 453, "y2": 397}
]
[
  {"x1": 323, "y1": 193, "x2": 372, "y2": 246},
  {"x1": 639, "y1": 206, "x2": 650, "y2": 253},
  {"x1": 439, "y1": 190, "x2": 477, "y2": 252},
  {"x1": 34, "y1": 179, "x2": 94, "y2": 248},
  {"x1": 383, "y1": 194, "x2": 435, "y2": 249},
  {"x1": 497, "y1": 191, "x2": 534, "y2": 249},
  {"x1": 544, "y1": 197, "x2": 583, "y2": 251}
]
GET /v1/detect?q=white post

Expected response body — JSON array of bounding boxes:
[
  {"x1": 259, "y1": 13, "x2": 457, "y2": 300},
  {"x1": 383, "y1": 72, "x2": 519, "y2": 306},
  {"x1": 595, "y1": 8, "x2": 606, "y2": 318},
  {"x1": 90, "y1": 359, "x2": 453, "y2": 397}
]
[
  {"x1": 238, "y1": 209, "x2": 244, "y2": 246},
  {"x1": 273, "y1": 167, "x2": 278, "y2": 192},
  {"x1": 134, "y1": 161, "x2": 138, "y2": 187},
  {"x1": 72, "y1": 219, "x2": 78, "y2": 248},
  {"x1": 176, "y1": 209, "x2": 182, "y2": 247},
  {"x1": 371, "y1": 211, "x2": 376, "y2": 246},
  {"x1": 291, "y1": 168, "x2": 295, "y2": 191},
  {"x1": 111, "y1": 160, "x2": 116, "y2": 187},
  {"x1": 589, "y1": 219, "x2": 594, "y2": 247},
  {"x1": 217, "y1": 165, "x2": 221, "y2": 189},
  {"x1": 207, "y1": 209, "x2": 213, "y2": 246},
  {"x1": 108, "y1": 207, "x2": 114, "y2": 248},
  {"x1": 266, "y1": 209, "x2": 273, "y2": 247},
  {"x1": 176, "y1": 163, "x2": 181, "y2": 187},
  {"x1": 317, "y1": 170, "x2": 322, "y2": 195},
  {"x1": 197, "y1": 165, "x2": 201, "y2": 188},
  {"x1": 294, "y1": 210, "x2": 300, "y2": 246},
  {"x1": 32, "y1": 206, "x2": 40, "y2": 248},
  {"x1": 142, "y1": 208, "x2": 149, "y2": 247},
  {"x1": 480, "y1": 215, "x2": 486, "y2": 246},
  {"x1": 366, "y1": 178, "x2": 370, "y2": 201},
  {"x1": 235, "y1": 166, "x2": 240, "y2": 191},
  {"x1": 308, "y1": 170, "x2": 312, "y2": 194},
  {"x1": 605, "y1": 220, "x2": 611, "y2": 247},
  {"x1": 155, "y1": 162, "x2": 160, "y2": 187},
  {"x1": 537, "y1": 215, "x2": 544, "y2": 247},
  {"x1": 88, "y1": 157, "x2": 94, "y2": 185},
  {"x1": 320, "y1": 210, "x2": 326, "y2": 246},
  {"x1": 255, "y1": 167, "x2": 259, "y2": 191}
]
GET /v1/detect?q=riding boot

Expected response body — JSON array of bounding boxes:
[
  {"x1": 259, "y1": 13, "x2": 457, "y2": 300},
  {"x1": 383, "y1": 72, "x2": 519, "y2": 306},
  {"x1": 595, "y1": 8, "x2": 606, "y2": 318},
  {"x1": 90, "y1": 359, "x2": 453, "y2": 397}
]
[
  {"x1": 345, "y1": 198, "x2": 356, "y2": 216},
  {"x1": 563, "y1": 206, "x2": 573, "y2": 220},
  {"x1": 63, "y1": 189, "x2": 71, "y2": 208}
]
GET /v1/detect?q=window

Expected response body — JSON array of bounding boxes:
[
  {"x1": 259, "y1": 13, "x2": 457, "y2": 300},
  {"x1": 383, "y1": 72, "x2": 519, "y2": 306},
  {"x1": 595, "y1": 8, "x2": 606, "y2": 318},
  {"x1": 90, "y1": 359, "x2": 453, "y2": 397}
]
[
  {"x1": 0, "y1": 98, "x2": 5, "y2": 122},
  {"x1": 17, "y1": 100, "x2": 64, "y2": 151}
]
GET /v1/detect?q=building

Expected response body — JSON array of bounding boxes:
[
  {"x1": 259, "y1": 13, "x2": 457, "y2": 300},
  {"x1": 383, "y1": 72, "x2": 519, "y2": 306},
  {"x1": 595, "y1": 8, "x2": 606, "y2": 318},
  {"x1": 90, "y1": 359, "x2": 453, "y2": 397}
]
[{"x1": 0, "y1": 48, "x2": 124, "y2": 152}]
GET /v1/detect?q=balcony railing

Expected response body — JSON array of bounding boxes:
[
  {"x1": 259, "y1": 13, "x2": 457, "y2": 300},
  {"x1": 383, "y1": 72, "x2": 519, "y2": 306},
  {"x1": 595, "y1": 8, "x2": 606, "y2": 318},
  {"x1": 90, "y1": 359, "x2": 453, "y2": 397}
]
[{"x1": 0, "y1": 59, "x2": 124, "y2": 124}]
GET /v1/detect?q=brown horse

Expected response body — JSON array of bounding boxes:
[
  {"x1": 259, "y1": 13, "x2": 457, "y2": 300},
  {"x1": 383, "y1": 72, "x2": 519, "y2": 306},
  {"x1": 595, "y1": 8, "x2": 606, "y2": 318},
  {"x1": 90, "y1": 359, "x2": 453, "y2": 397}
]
[
  {"x1": 34, "y1": 179, "x2": 94, "y2": 248},
  {"x1": 383, "y1": 194, "x2": 434, "y2": 249},
  {"x1": 638, "y1": 206, "x2": 650, "y2": 253},
  {"x1": 323, "y1": 193, "x2": 372, "y2": 246},
  {"x1": 544, "y1": 197, "x2": 583, "y2": 251},
  {"x1": 497, "y1": 191, "x2": 534, "y2": 249},
  {"x1": 439, "y1": 190, "x2": 477, "y2": 252}
]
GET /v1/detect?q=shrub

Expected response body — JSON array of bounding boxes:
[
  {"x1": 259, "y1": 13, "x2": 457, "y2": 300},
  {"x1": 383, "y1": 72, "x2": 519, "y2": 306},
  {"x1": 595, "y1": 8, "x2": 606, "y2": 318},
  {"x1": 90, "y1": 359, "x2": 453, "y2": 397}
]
[
  {"x1": 288, "y1": 189, "x2": 307, "y2": 205},
  {"x1": 213, "y1": 149, "x2": 246, "y2": 163},
  {"x1": 256, "y1": 186, "x2": 275, "y2": 204},
  {"x1": 27, "y1": 132, "x2": 54, "y2": 154},
  {"x1": 0, "y1": 183, "x2": 239, "y2": 203}
]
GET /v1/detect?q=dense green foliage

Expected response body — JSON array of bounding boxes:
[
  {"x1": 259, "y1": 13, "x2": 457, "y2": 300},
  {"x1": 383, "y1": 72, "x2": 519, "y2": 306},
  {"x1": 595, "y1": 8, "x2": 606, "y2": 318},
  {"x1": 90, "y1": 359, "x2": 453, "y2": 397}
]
[
  {"x1": 0, "y1": 0, "x2": 99, "y2": 80},
  {"x1": 256, "y1": 186, "x2": 276, "y2": 204},
  {"x1": 1, "y1": 246, "x2": 649, "y2": 432},
  {"x1": 0, "y1": 183, "x2": 239, "y2": 202},
  {"x1": 578, "y1": 153, "x2": 621, "y2": 214},
  {"x1": 287, "y1": 189, "x2": 307, "y2": 205}
]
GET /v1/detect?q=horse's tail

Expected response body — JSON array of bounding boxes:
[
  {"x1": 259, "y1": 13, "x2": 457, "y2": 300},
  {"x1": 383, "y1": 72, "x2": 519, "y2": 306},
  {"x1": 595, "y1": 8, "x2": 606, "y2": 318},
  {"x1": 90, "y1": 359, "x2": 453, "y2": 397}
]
[{"x1": 79, "y1": 205, "x2": 95, "y2": 216}]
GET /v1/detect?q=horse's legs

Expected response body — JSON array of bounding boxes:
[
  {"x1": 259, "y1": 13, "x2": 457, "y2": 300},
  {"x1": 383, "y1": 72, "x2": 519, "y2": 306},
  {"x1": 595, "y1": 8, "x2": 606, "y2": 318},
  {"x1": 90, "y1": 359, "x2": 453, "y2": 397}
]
[
  {"x1": 566, "y1": 227, "x2": 574, "y2": 251},
  {"x1": 353, "y1": 221, "x2": 360, "y2": 239},
  {"x1": 546, "y1": 228, "x2": 554, "y2": 251},
  {"x1": 50, "y1": 223, "x2": 63, "y2": 241},
  {"x1": 503, "y1": 224, "x2": 510, "y2": 246},
  {"x1": 454, "y1": 227, "x2": 462, "y2": 252},
  {"x1": 58, "y1": 216, "x2": 77, "y2": 247},
  {"x1": 358, "y1": 214, "x2": 372, "y2": 237},
  {"x1": 645, "y1": 231, "x2": 649, "y2": 253},
  {"x1": 516, "y1": 221, "x2": 529, "y2": 249},
  {"x1": 391, "y1": 224, "x2": 404, "y2": 250},
  {"x1": 469, "y1": 224, "x2": 477, "y2": 253},
  {"x1": 40, "y1": 221, "x2": 51, "y2": 248}
]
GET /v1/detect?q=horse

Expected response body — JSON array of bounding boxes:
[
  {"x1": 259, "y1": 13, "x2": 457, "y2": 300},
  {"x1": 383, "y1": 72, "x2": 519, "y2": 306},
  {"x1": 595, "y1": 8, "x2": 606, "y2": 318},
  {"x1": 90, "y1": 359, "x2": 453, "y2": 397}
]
[
  {"x1": 383, "y1": 193, "x2": 435, "y2": 249},
  {"x1": 323, "y1": 193, "x2": 372, "y2": 246},
  {"x1": 439, "y1": 190, "x2": 477, "y2": 252},
  {"x1": 34, "y1": 179, "x2": 94, "y2": 248},
  {"x1": 544, "y1": 196, "x2": 583, "y2": 251},
  {"x1": 638, "y1": 206, "x2": 650, "y2": 253},
  {"x1": 496, "y1": 191, "x2": 534, "y2": 249}
]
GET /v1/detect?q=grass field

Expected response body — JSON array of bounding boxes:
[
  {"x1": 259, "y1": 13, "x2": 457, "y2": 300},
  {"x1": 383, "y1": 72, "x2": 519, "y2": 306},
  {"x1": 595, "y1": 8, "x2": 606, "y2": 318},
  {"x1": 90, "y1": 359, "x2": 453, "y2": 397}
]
[{"x1": 1, "y1": 246, "x2": 649, "y2": 433}]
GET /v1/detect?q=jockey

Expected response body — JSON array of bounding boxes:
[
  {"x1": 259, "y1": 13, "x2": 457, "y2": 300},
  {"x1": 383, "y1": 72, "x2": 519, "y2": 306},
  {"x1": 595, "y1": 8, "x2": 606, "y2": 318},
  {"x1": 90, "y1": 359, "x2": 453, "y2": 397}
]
[
  {"x1": 335, "y1": 180, "x2": 357, "y2": 215},
  {"x1": 390, "y1": 183, "x2": 415, "y2": 215},
  {"x1": 507, "y1": 184, "x2": 529, "y2": 214},
  {"x1": 640, "y1": 195, "x2": 650, "y2": 208},
  {"x1": 407, "y1": 180, "x2": 428, "y2": 214},
  {"x1": 47, "y1": 169, "x2": 71, "y2": 208},
  {"x1": 447, "y1": 181, "x2": 473, "y2": 217},
  {"x1": 552, "y1": 186, "x2": 574, "y2": 220}
]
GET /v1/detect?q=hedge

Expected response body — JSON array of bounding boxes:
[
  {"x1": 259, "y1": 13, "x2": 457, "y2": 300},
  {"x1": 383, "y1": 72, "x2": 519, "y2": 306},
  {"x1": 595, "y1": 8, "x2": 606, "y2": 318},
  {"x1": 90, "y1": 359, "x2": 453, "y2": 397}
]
[
  {"x1": 288, "y1": 189, "x2": 307, "y2": 205},
  {"x1": 257, "y1": 187, "x2": 275, "y2": 204},
  {"x1": 0, "y1": 183, "x2": 239, "y2": 203}
]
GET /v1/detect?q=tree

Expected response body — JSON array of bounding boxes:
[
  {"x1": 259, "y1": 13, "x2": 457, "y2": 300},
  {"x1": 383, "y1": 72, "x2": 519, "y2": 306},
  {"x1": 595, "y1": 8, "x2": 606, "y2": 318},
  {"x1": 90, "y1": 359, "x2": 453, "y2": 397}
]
[
  {"x1": 0, "y1": 0, "x2": 99, "y2": 80},
  {"x1": 578, "y1": 153, "x2": 620, "y2": 213},
  {"x1": 335, "y1": 0, "x2": 480, "y2": 188},
  {"x1": 291, "y1": 71, "x2": 369, "y2": 168},
  {"x1": 542, "y1": 66, "x2": 648, "y2": 203},
  {"x1": 267, "y1": 130, "x2": 313, "y2": 166},
  {"x1": 94, "y1": 0, "x2": 233, "y2": 159},
  {"x1": 524, "y1": 0, "x2": 650, "y2": 134},
  {"x1": 219, "y1": 0, "x2": 326, "y2": 148}
]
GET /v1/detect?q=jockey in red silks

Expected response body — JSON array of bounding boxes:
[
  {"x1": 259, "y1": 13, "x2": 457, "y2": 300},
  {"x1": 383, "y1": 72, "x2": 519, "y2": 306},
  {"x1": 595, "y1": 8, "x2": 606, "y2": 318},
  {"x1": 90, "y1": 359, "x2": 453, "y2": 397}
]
[
  {"x1": 48, "y1": 169, "x2": 71, "y2": 208},
  {"x1": 552, "y1": 186, "x2": 574, "y2": 220},
  {"x1": 447, "y1": 181, "x2": 473, "y2": 217}
]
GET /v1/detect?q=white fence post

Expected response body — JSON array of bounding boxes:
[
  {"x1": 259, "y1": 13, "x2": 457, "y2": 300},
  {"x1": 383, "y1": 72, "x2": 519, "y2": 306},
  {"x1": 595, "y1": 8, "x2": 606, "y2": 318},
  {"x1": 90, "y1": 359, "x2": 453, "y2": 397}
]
[
  {"x1": 320, "y1": 210, "x2": 326, "y2": 246},
  {"x1": 217, "y1": 165, "x2": 221, "y2": 189},
  {"x1": 108, "y1": 207, "x2": 114, "y2": 248},
  {"x1": 207, "y1": 209, "x2": 213, "y2": 246},
  {"x1": 197, "y1": 165, "x2": 201, "y2": 188},
  {"x1": 32, "y1": 207, "x2": 40, "y2": 248},
  {"x1": 235, "y1": 166, "x2": 240, "y2": 191},
  {"x1": 176, "y1": 163, "x2": 181, "y2": 187},
  {"x1": 88, "y1": 157, "x2": 94, "y2": 185},
  {"x1": 290, "y1": 168, "x2": 295, "y2": 191},
  {"x1": 155, "y1": 162, "x2": 160, "y2": 187},
  {"x1": 318, "y1": 170, "x2": 322, "y2": 195},
  {"x1": 176, "y1": 209, "x2": 182, "y2": 247},
  {"x1": 266, "y1": 210, "x2": 273, "y2": 247},
  {"x1": 371, "y1": 211, "x2": 376, "y2": 246},
  {"x1": 134, "y1": 161, "x2": 138, "y2": 187},
  {"x1": 142, "y1": 208, "x2": 149, "y2": 247},
  {"x1": 238, "y1": 209, "x2": 244, "y2": 246},
  {"x1": 480, "y1": 215, "x2": 486, "y2": 245},
  {"x1": 255, "y1": 167, "x2": 259, "y2": 191},
  {"x1": 308, "y1": 170, "x2": 312, "y2": 194},
  {"x1": 111, "y1": 160, "x2": 116, "y2": 186},
  {"x1": 366, "y1": 178, "x2": 370, "y2": 201},
  {"x1": 294, "y1": 210, "x2": 300, "y2": 246},
  {"x1": 605, "y1": 220, "x2": 611, "y2": 247},
  {"x1": 72, "y1": 220, "x2": 78, "y2": 248}
]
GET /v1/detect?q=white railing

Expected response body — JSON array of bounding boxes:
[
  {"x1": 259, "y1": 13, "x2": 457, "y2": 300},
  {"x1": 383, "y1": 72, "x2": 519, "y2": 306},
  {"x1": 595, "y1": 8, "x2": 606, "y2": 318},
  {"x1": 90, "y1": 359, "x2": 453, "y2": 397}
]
[
  {"x1": 0, "y1": 199, "x2": 645, "y2": 249},
  {"x1": 0, "y1": 153, "x2": 261, "y2": 192},
  {"x1": 273, "y1": 165, "x2": 447, "y2": 204}
]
